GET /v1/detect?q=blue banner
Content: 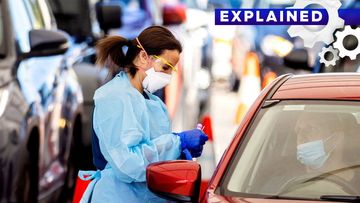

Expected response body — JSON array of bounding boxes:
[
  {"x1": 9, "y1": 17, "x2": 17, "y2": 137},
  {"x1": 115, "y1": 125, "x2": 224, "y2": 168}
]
[{"x1": 339, "y1": 9, "x2": 360, "y2": 25}]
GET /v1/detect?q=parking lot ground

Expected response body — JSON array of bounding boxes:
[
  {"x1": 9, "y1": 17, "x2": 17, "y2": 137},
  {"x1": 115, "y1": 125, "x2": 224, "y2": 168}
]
[{"x1": 210, "y1": 81, "x2": 240, "y2": 163}]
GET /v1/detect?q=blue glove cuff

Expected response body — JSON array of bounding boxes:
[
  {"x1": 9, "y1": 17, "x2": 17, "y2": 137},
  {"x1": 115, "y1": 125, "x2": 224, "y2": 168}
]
[{"x1": 174, "y1": 132, "x2": 187, "y2": 150}]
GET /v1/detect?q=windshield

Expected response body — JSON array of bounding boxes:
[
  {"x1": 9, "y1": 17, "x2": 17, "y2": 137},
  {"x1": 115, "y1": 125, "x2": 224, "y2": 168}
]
[{"x1": 222, "y1": 100, "x2": 360, "y2": 200}]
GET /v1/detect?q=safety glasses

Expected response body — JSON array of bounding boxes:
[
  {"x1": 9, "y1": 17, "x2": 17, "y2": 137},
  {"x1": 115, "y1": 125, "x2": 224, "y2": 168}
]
[{"x1": 136, "y1": 37, "x2": 177, "y2": 72}]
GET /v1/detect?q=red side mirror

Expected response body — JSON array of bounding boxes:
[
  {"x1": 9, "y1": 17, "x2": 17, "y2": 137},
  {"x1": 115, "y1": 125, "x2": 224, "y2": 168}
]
[
  {"x1": 146, "y1": 160, "x2": 201, "y2": 202},
  {"x1": 162, "y1": 4, "x2": 187, "y2": 25}
]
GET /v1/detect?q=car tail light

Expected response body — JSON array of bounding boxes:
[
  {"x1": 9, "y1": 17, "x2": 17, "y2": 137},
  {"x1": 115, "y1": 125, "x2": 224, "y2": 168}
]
[{"x1": 162, "y1": 4, "x2": 187, "y2": 26}]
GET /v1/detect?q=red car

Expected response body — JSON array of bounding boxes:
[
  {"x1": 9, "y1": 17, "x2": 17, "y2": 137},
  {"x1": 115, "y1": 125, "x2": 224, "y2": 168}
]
[{"x1": 146, "y1": 73, "x2": 360, "y2": 202}]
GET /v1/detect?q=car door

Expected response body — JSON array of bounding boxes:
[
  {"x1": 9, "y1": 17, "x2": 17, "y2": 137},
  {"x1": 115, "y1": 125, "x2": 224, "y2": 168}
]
[{"x1": 8, "y1": 0, "x2": 69, "y2": 197}]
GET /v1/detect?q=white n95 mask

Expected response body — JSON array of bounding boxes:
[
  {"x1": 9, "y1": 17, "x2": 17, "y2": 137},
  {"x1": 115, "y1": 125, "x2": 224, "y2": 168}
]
[{"x1": 142, "y1": 68, "x2": 172, "y2": 93}]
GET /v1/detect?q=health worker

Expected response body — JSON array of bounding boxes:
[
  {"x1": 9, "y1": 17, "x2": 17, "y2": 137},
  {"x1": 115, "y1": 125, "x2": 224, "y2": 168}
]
[{"x1": 80, "y1": 26, "x2": 208, "y2": 202}]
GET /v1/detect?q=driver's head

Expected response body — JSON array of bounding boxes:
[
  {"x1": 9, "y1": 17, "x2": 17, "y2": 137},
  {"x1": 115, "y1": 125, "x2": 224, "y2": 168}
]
[{"x1": 295, "y1": 112, "x2": 345, "y2": 171}]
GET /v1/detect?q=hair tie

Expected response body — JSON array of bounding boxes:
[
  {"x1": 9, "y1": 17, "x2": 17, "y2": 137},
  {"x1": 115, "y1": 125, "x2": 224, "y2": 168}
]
[{"x1": 126, "y1": 39, "x2": 133, "y2": 47}]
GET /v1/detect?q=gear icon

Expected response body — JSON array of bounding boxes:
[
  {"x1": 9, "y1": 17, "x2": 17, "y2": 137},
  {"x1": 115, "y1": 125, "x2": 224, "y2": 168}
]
[
  {"x1": 319, "y1": 46, "x2": 339, "y2": 67},
  {"x1": 287, "y1": 0, "x2": 344, "y2": 48},
  {"x1": 333, "y1": 26, "x2": 360, "y2": 60}
]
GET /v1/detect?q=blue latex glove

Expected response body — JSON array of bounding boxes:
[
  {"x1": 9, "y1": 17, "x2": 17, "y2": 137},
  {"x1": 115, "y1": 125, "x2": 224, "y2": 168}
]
[
  {"x1": 175, "y1": 129, "x2": 208, "y2": 159},
  {"x1": 181, "y1": 146, "x2": 203, "y2": 159},
  {"x1": 191, "y1": 145, "x2": 203, "y2": 157},
  {"x1": 182, "y1": 149, "x2": 193, "y2": 160}
]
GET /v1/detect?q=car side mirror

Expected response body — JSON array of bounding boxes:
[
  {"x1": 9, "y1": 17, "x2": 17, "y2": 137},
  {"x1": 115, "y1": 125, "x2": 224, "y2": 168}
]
[
  {"x1": 146, "y1": 160, "x2": 201, "y2": 202},
  {"x1": 162, "y1": 4, "x2": 187, "y2": 25},
  {"x1": 95, "y1": 2, "x2": 122, "y2": 34},
  {"x1": 22, "y1": 29, "x2": 70, "y2": 58},
  {"x1": 284, "y1": 48, "x2": 312, "y2": 70}
]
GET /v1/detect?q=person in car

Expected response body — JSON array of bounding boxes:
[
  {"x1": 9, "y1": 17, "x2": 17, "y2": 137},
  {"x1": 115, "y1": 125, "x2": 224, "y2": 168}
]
[
  {"x1": 80, "y1": 26, "x2": 208, "y2": 202},
  {"x1": 295, "y1": 112, "x2": 360, "y2": 193},
  {"x1": 295, "y1": 112, "x2": 343, "y2": 171}
]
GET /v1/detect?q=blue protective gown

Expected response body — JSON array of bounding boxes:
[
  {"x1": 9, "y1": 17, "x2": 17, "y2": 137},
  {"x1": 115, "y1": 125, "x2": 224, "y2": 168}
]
[{"x1": 81, "y1": 71, "x2": 181, "y2": 203}]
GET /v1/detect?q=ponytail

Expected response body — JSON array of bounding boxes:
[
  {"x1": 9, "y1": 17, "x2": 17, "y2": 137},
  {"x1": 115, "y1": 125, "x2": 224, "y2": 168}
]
[{"x1": 96, "y1": 36, "x2": 138, "y2": 77}]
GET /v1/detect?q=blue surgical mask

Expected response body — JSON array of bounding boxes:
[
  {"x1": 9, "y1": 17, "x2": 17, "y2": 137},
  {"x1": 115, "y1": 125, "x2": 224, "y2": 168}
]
[{"x1": 297, "y1": 136, "x2": 336, "y2": 169}]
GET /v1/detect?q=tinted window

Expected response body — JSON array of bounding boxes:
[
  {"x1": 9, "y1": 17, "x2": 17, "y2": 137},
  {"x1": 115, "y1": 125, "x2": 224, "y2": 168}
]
[
  {"x1": 221, "y1": 100, "x2": 360, "y2": 199},
  {"x1": 24, "y1": 0, "x2": 45, "y2": 29},
  {"x1": 9, "y1": 0, "x2": 33, "y2": 53},
  {"x1": 37, "y1": 0, "x2": 54, "y2": 29}
]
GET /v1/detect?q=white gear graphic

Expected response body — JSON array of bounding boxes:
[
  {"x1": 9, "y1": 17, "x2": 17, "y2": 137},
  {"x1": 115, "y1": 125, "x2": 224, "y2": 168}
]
[
  {"x1": 318, "y1": 46, "x2": 339, "y2": 67},
  {"x1": 287, "y1": 0, "x2": 344, "y2": 48},
  {"x1": 333, "y1": 26, "x2": 360, "y2": 60}
]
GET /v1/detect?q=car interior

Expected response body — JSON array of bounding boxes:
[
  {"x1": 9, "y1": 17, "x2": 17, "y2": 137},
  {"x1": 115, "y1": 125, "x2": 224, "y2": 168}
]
[{"x1": 226, "y1": 102, "x2": 360, "y2": 198}]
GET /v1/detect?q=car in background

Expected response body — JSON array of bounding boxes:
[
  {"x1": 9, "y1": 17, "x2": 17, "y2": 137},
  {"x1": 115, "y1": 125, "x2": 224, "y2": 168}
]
[
  {"x1": 230, "y1": 0, "x2": 316, "y2": 91},
  {"x1": 206, "y1": 0, "x2": 239, "y2": 81},
  {"x1": 231, "y1": 0, "x2": 360, "y2": 91},
  {"x1": 108, "y1": 0, "x2": 163, "y2": 38},
  {"x1": 146, "y1": 73, "x2": 360, "y2": 202},
  {"x1": 0, "y1": 0, "x2": 87, "y2": 202}
]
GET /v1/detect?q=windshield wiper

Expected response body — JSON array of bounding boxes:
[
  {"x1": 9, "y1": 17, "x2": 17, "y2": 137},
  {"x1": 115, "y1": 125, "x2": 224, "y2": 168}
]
[{"x1": 320, "y1": 195, "x2": 360, "y2": 202}]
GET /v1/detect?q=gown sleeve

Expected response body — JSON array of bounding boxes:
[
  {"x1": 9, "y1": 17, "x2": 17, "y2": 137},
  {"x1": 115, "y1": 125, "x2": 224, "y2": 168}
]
[{"x1": 93, "y1": 95, "x2": 181, "y2": 183}]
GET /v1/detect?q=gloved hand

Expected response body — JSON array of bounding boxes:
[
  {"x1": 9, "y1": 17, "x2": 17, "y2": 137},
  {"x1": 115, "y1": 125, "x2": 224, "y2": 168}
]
[
  {"x1": 181, "y1": 145, "x2": 204, "y2": 160},
  {"x1": 175, "y1": 129, "x2": 208, "y2": 159}
]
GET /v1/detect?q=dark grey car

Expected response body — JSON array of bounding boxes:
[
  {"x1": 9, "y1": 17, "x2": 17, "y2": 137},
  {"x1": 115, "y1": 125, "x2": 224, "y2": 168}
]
[{"x1": 0, "y1": 0, "x2": 90, "y2": 202}]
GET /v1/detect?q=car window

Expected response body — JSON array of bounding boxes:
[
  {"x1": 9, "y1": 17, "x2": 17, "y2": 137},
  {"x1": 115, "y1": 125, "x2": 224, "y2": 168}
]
[
  {"x1": 221, "y1": 100, "x2": 360, "y2": 199},
  {"x1": 9, "y1": 0, "x2": 33, "y2": 53},
  {"x1": 24, "y1": 0, "x2": 45, "y2": 29},
  {"x1": 37, "y1": 0, "x2": 55, "y2": 29}
]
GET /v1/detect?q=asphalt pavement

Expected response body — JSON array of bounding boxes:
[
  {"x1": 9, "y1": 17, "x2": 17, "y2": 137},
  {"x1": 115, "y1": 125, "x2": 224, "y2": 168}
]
[{"x1": 210, "y1": 81, "x2": 240, "y2": 163}]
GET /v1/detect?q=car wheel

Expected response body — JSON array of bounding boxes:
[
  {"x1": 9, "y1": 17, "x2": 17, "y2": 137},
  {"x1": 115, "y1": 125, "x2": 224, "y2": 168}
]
[
  {"x1": 16, "y1": 132, "x2": 39, "y2": 203},
  {"x1": 62, "y1": 138, "x2": 78, "y2": 203},
  {"x1": 59, "y1": 119, "x2": 82, "y2": 203}
]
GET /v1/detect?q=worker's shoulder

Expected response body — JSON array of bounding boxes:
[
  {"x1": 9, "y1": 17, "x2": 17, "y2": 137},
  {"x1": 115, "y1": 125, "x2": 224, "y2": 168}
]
[{"x1": 94, "y1": 75, "x2": 141, "y2": 104}]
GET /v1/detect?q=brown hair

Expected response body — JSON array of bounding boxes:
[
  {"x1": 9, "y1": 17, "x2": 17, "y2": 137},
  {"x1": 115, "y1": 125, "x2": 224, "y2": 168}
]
[{"x1": 96, "y1": 26, "x2": 182, "y2": 77}]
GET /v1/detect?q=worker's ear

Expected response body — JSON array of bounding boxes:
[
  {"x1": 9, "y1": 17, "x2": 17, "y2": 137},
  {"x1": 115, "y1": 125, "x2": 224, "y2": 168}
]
[
  {"x1": 134, "y1": 50, "x2": 151, "y2": 72},
  {"x1": 139, "y1": 51, "x2": 150, "y2": 67}
]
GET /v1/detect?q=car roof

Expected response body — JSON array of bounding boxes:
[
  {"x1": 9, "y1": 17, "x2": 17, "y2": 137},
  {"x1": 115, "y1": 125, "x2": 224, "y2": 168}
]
[{"x1": 271, "y1": 73, "x2": 360, "y2": 100}]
